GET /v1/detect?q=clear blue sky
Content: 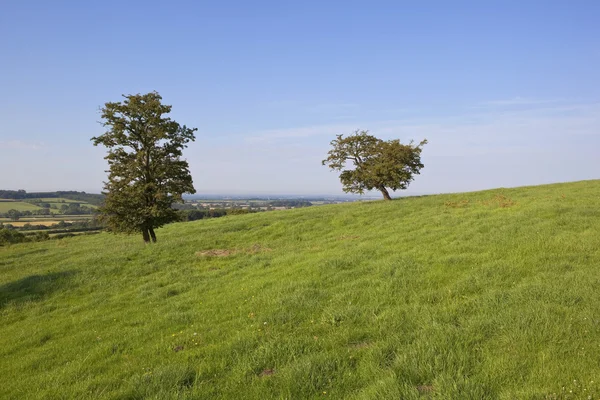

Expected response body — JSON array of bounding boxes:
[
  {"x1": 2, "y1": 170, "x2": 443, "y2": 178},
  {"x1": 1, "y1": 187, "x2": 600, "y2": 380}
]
[{"x1": 1, "y1": 1, "x2": 599, "y2": 195}]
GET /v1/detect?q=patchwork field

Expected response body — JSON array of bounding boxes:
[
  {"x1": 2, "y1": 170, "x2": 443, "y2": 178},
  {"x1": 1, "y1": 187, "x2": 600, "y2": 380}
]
[
  {"x1": 1, "y1": 180, "x2": 599, "y2": 399},
  {"x1": 0, "y1": 197, "x2": 98, "y2": 216},
  {"x1": 37, "y1": 197, "x2": 82, "y2": 203},
  {"x1": 0, "y1": 215, "x2": 91, "y2": 225},
  {"x1": 36, "y1": 198, "x2": 98, "y2": 208},
  {"x1": 0, "y1": 200, "x2": 44, "y2": 213}
]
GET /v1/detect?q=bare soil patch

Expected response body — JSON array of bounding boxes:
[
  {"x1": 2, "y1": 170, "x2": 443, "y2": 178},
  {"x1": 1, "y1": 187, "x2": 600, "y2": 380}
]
[
  {"x1": 259, "y1": 369, "x2": 275, "y2": 377},
  {"x1": 349, "y1": 342, "x2": 370, "y2": 349},
  {"x1": 195, "y1": 249, "x2": 235, "y2": 257},
  {"x1": 416, "y1": 385, "x2": 434, "y2": 394}
]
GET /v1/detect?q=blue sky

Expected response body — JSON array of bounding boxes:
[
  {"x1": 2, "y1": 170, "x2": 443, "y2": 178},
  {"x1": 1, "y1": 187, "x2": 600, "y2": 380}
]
[{"x1": 1, "y1": 1, "x2": 599, "y2": 195}]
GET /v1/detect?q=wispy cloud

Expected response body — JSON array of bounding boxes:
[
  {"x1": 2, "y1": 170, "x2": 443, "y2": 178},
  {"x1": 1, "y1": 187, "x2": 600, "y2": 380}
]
[
  {"x1": 244, "y1": 99, "x2": 600, "y2": 147},
  {"x1": 476, "y1": 97, "x2": 566, "y2": 107},
  {"x1": 0, "y1": 140, "x2": 47, "y2": 150}
]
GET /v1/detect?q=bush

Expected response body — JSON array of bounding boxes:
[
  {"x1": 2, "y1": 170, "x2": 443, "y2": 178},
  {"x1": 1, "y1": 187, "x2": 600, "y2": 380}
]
[
  {"x1": 0, "y1": 228, "x2": 26, "y2": 245},
  {"x1": 0, "y1": 228, "x2": 50, "y2": 246}
]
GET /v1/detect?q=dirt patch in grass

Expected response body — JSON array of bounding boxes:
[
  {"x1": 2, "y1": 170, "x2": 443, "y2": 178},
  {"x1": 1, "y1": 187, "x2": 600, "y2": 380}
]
[
  {"x1": 195, "y1": 249, "x2": 235, "y2": 257},
  {"x1": 349, "y1": 342, "x2": 370, "y2": 349},
  {"x1": 416, "y1": 385, "x2": 434, "y2": 394},
  {"x1": 259, "y1": 369, "x2": 275, "y2": 377}
]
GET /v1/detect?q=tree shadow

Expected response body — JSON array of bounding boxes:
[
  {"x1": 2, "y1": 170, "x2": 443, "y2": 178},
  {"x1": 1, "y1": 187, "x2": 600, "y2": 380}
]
[{"x1": 0, "y1": 270, "x2": 77, "y2": 309}]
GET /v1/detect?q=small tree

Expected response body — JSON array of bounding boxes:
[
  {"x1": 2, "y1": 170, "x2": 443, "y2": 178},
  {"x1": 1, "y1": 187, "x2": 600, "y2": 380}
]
[
  {"x1": 6, "y1": 209, "x2": 21, "y2": 221},
  {"x1": 322, "y1": 130, "x2": 427, "y2": 200},
  {"x1": 92, "y1": 91, "x2": 197, "y2": 243}
]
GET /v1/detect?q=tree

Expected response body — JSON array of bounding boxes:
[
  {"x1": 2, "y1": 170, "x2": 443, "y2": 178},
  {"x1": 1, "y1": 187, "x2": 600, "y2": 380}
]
[
  {"x1": 6, "y1": 209, "x2": 21, "y2": 221},
  {"x1": 92, "y1": 92, "x2": 197, "y2": 243},
  {"x1": 322, "y1": 130, "x2": 427, "y2": 200}
]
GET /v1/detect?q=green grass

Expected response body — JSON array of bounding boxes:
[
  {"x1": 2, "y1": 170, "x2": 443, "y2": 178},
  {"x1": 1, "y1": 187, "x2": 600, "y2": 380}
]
[
  {"x1": 34, "y1": 198, "x2": 99, "y2": 209},
  {"x1": 1, "y1": 180, "x2": 600, "y2": 399},
  {"x1": 0, "y1": 201, "x2": 43, "y2": 213},
  {"x1": 37, "y1": 197, "x2": 83, "y2": 203}
]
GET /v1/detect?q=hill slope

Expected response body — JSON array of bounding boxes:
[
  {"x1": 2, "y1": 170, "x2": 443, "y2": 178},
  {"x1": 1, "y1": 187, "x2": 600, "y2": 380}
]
[{"x1": 1, "y1": 180, "x2": 600, "y2": 399}]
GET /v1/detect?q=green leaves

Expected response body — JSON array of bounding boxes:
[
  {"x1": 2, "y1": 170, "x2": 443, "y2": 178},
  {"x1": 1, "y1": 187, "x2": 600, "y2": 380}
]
[
  {"x1": 92, "y1": 92, "x2": 197, "y2": 241},
  {"x1": 323, "y1": 130, "x2": 426, "y2": 199}
]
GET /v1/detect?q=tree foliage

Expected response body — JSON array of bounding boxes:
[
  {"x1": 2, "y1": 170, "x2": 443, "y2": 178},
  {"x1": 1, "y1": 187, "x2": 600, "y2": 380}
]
[
  {"x1": 6, "y1": 209, "x2": 21, "y2": 221},
  {"x1": 322, "y1": 130, "x2": 427, "y2": 200},
  {"x1": 92, "y1": 92, "x2": 197, "y2": 243}
]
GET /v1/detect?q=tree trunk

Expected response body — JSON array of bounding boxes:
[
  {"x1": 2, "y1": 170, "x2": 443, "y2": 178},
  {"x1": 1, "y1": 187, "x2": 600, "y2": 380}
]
[
  {"x1": 379, "y1": 186, "x2": 392, "y2": 200},
  {"x1": 149, "y1": 227, "x2": 157, "y2": 243},
  {"x1": 142, "y1": 227, "x2": 150, "y2": 243}
]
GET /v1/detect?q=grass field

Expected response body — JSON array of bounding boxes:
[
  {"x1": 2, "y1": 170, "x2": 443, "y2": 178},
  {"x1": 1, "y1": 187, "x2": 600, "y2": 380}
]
[
  {"x1": 37, "y1": 197, "x2": 82, "y2": 203},
  {"x1": 0, "y1": 197, "x2": 98, "y2": 215},
  {"x1": 0, "y1": 201, "x2": 44, "y2": 213},
  {"x1": 29, "y1": 198, "x2": 98, "y2": 210},
  {"x1": 37, "y1": 198, "x2": 98, "y2": 208},
  {"x1": 1, "y1": 180, "x2": 600, "y2": 399}
]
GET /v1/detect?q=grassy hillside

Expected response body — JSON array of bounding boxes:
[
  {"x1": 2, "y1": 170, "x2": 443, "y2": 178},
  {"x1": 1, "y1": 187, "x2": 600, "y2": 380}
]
[
  {"x1": 0, "y1": 200, "x2": 44, "y2": 213},
  {"x1": 1, "y1": 180, "x2": 599, "y2": 399}
]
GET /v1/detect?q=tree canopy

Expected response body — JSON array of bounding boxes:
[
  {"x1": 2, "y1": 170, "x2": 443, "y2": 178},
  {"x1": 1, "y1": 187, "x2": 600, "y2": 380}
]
[
  {"x1": 322, "y1": 130, "x2": 427, "y2": 200},
  {"x1": 92, "y1": 92, "x2": 197, "y2": 243}
]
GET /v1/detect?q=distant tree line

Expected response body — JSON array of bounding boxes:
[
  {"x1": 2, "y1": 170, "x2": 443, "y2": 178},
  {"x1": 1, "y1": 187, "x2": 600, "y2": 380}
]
[
  {"x1": 0, "y1": 190, "x2": 104, "y2": 205},
  {"x1": 0, "y1": 219, "x2": 104, "y2": 246},
  {"x1": 179, "y1": 208, "x2": 247, "y2": 222},
  {"x1": 0, "y1": 227, "x2": 101, "y2": 246},
  {"x1": 4, "y1": 218, "x2": 103, "y2": 232},
  {"x1": 267, "y1": 200, "x2": 312, "y2": 208},
  {"x1": 174, "y1": 200, "x2": 312, "y2": 222},
  {"x1": 0, "y1": 204, "x2": 95, "y2": 220}
]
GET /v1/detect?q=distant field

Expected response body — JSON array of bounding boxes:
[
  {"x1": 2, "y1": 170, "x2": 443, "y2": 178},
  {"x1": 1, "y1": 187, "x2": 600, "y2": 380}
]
[
  {"x1": 2, "y1": 180, "x2": 600, "y2": 399},
  {"x1": 37, "y1": 197, "x2": 81, "y2": 203},
  {"x1": 0, "y1": 215, "x2": 91, "y2": 225},
  {"x1": 2, "y1": 220, "x2": 77, "y2": 227},
  {"x1": 0, "y1": 201, "x2": 43, "y2": 213},
  {"x1": 30, "y1": 198, "x2": 98, "y2": 208},
  {"x1": 0, "y1": 198, "x2": 97, "y2": 214}
]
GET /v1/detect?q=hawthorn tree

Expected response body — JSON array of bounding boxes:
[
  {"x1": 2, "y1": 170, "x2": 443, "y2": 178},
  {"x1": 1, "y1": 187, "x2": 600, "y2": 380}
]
[
  {"x1": 322, "y1": 130, "x2": 427, "y2": 200},
  {"x1": 92, "y1": 92, "x2": 197, "y2": 243}
]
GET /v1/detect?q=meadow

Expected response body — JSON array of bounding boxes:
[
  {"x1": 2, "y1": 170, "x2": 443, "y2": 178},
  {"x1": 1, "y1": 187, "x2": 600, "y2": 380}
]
[
  {"x1": 0, "y1": 200, "x2": 44, "y2": 213},
  {"x1": 0, "y1": 215, "x2": 92, "y2": 227},
  {"x1": 37, "y1": 198, "x2": 99, "y2": 209},
  {"x1": 0, "y1": 197, "x2": 97, "y2": 216},
  {"x1": 1, "y1": 180, "x2": 599, "y2": 399}
]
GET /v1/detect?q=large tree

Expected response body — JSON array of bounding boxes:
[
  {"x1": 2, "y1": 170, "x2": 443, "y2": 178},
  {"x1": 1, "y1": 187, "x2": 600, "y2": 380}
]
[
  {"x1": 92, "y1": 92, "x2": 197, "y2": 243},
  {"x1": 322, "y1": 130, "x2": 427, "y2": 200}
]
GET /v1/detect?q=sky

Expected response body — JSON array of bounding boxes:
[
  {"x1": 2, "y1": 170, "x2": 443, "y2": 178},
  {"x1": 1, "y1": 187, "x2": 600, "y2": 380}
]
[{"x1": 1, "y1": 0, "x2": 599, "y2": 196}]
